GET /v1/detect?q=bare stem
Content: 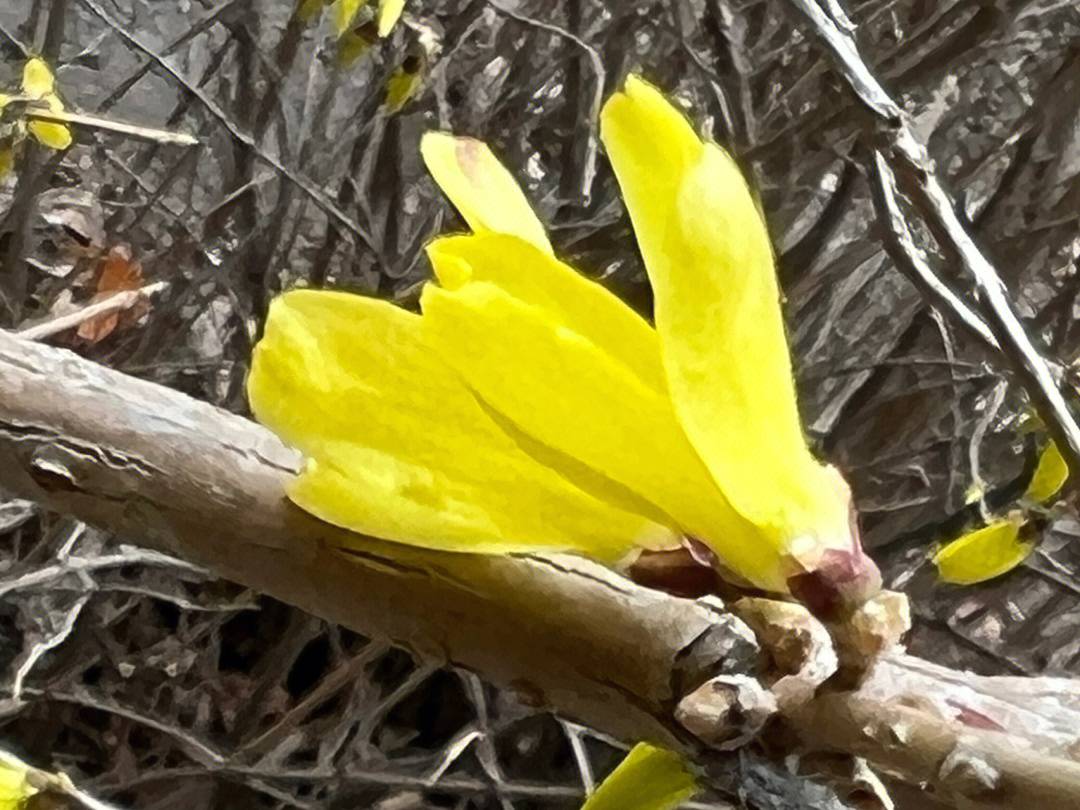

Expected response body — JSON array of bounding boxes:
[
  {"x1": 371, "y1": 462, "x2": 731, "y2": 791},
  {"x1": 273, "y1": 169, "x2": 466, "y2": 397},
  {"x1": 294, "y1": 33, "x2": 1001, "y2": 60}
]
[
  {"x1": 16, "y1": 282, "x2": 168, "y2": 341},
  {"x1": 783, "y1": 0, "x2": 1080, "y2": 482}
]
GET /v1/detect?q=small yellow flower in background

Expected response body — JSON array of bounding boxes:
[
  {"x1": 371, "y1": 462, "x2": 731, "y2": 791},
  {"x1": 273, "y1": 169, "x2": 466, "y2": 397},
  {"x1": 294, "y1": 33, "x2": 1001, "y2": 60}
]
[
  {"x1": 934, "y1": 439, "x2": 1066, "y2": 585},
  {"x1": 21, "y1": 57, "x2": 71, "y2": 150},
  {"x1": 579, "y1": 743, "x2": 698, "y2": 810},
  {"x1": 331, "y1": 0, "x2": 364, "y2": 35},
  {"x1": 0, "y1": 56, "x2": 72, "y2": 168},
  {"x1": 0, "y1": 755, "x2": 36, "y2": 810},
  {"x1": 376, "y1": 0, "x2": 407, "y2": 36},
  {"x1": 934, "y1": 515, "x2": 1032, "y2": 585},
  {"x1": 330, "y1": 0, "x2": 407, "y2": 37},
  {"x1": 1024, "y1": 438, "x2": 1068, "y2": 504},
  {"x1": 248, "y1": 75, "x2": 881, "y2": 612},
  {"x1": 383, "y1": 58, "x2": 423, "y2": 112}
]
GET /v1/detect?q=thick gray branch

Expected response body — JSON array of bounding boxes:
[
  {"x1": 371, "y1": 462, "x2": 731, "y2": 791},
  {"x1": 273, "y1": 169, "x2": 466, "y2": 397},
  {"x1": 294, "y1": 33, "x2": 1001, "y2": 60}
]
[
  {"x1": 2, "y1": 330, "x2": 1080, "y2": 809},
  {"x1": 0, "y1": 329, "x2": 756, "y2": 751}
]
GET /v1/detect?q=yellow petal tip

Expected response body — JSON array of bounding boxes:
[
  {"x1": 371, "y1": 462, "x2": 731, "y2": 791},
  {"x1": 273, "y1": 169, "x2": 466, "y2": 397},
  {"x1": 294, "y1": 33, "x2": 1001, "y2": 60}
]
[
  {"x1": 377, "y1": 0, "x2": 406, "y2": 36},
  {"x1": 420, "y1": 131, "x2": 551, "y2": 253}
]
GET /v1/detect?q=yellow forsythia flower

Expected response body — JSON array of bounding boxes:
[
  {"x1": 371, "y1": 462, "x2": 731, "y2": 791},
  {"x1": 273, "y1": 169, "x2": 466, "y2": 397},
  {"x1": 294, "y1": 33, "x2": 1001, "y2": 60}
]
[
  {"x1": 22, "y1": 57, "x2": 71, "y2": 150},
  {"x1": 934, "y1": 439, "x2": 1066, "y2": 584},
  {"x1": 330, "y1": 0, "x2": 405, "y2": 37},
  {"x1": 580, "y1": 743, "x2": 698, "y2": 810},
  {"x1": 248, "y1": 76, "x2": 881, "y2": 610},
  {"x1": 384, "y1": 62, "x2": 422, "y2": 112},
  {"x1": 419, "y1": 133, "x2": 552, "y2": 254}
]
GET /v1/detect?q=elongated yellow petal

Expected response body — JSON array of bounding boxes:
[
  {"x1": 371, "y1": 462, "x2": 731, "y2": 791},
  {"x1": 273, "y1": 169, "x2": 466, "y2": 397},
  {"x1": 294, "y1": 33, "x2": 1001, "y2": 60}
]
[
  {"x1": 248, "y1": 289, "x2": 671, "y2": 561},
  {"x1": 426, "y1": 233, "x2": 665, "y2": 390},
  {"x1": 580, "y1": 744, "x2": 698, "y2": 810},
  {"x1": 1025, "y1": 440, "x2": 1068, "y2": 504},
  {"x1": 377, "y1": 0, "x2": 406, "y2": 35},
  {"x1": 420, "y1": 280, "x2": 783, "y2": 589},
  {"x1": 934, "y1": 518, "x2": 1032, "y2": 585},
  {"x1": 420, "y1": 132, "x2": 552, "y2": 254},
  {"x1": 600, "y1": 76, "x2": 850, "y2": 553}
]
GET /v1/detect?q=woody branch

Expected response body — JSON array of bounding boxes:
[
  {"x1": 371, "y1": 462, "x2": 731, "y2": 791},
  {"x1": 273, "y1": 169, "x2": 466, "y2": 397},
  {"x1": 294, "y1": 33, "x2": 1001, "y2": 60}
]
[{"x1": 1, "y1": 329, "x2": 1080, "y2": 810}]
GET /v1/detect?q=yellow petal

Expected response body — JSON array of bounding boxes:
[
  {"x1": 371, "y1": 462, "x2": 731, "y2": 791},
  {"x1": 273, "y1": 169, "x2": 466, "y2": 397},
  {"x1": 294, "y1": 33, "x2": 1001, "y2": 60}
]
[
  {"x1": 377, "y1": 0, "x2": 406, "y2": 36},
  {"x1": 0, "y1": 758, "x2": 33, "y2": 807},
  {"x1": 419, "y1": 280, "x2": 783, "y2": 589},
  {"x1": 248, "y1": 289, "x2": 671, "y2": 561},
  {"x1": 1024, "y1": 440, "x2": 1068, "y2": 504},
  {"x1": 330, "y1": 0, "x2": 367, "y2": 36},
  {"x1": 933, "y1": 518, "x2": 1032, "y2": 585},
  {"x1": 420, "y1": 132, "x2": 552, "y2": 254},
  {"x1": 384, "y1": 65, "x2": 420, "y2": 112},
  {"x1": 22, "y1": 57, "x2": 56, "y2": 98},
  {"x1": 600, "y1": 76, "x2": 850, "y2": 552},
  {"x1": 29, "y1": 96, "x2": 71, "y2": 150},
  {"x1": 426, "y1": 233, "x2": 665, "y2": 390},
  {"x1": 581, "y1": 744, "x2": 698, "y2": 810}
]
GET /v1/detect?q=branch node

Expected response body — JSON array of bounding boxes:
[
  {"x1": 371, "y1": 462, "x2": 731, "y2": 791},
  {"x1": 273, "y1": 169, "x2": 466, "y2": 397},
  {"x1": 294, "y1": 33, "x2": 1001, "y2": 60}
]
[{"x1": 675, "y1": 674, "x2": 777, "y2": 749}]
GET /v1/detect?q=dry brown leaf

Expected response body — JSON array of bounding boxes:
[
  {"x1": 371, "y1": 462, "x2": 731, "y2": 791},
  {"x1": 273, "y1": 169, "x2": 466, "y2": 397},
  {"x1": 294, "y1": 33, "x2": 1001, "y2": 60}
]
[{"x1": 76, "y1": 245, "x2": 146, "y2": 343}]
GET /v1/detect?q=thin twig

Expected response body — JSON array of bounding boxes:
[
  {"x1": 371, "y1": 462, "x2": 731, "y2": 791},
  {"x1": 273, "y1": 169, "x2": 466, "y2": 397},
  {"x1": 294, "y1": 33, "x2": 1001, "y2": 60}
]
[
  {"x1": 870, "y1": 152, "x2": 999, "y2": 354},
  {"x1": 783, "y1": 0, "x2": 1080, "y2": 485},
  {"x1": 16, "y1": 281, "x2": 168, "y2": 341},
  {"x1": 23, "y1": 104, "x2": 199, "y2": 146},
  {"x1": 77, "y1": 0, "x2": 378, "y2": 254},
  {"x1": 484, "y1": 0, "x2": 604, "y2": 204}
]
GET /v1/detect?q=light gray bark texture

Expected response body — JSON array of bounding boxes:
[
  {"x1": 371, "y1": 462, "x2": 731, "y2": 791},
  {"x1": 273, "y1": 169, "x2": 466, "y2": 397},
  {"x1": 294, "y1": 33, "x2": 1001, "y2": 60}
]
[{"x1": 4, "y1": 328, "x2": 1080, "y2": 810}]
